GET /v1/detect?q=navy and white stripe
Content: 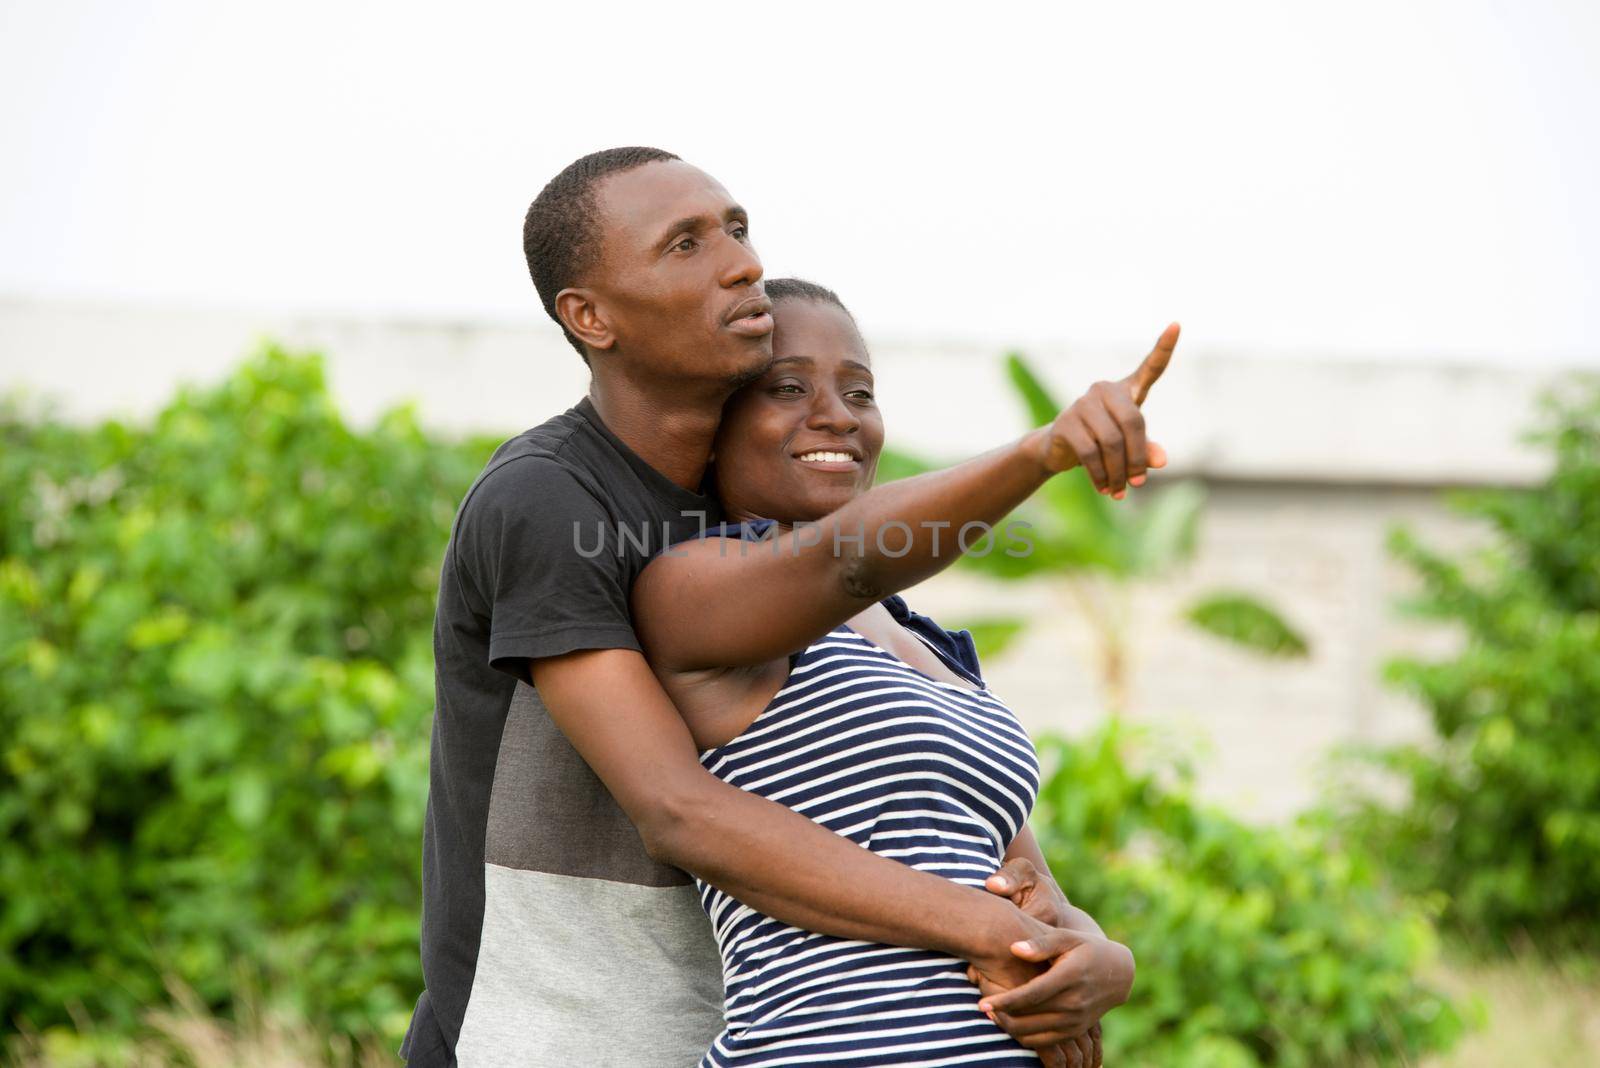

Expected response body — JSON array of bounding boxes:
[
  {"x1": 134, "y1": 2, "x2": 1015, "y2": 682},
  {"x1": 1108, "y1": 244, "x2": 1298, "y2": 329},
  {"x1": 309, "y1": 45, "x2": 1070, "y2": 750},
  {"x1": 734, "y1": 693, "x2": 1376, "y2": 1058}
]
[{"x1": 695, "y1": 621, "x2": 1043, "y2": 1067}]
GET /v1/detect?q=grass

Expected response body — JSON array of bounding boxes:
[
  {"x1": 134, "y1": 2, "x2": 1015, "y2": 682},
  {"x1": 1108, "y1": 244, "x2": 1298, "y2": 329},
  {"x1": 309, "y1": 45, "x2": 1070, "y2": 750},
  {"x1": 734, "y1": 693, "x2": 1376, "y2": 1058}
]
[
  {"x1": 1422, "y1": 946, "x2": 1600, "y2": 1068},
  {"x1": 4, "y1": 978, "x2": 395, "y2": 1068},
  {"x1": 8, "y1": 948, "x2": 1597, "y2": 1067}
]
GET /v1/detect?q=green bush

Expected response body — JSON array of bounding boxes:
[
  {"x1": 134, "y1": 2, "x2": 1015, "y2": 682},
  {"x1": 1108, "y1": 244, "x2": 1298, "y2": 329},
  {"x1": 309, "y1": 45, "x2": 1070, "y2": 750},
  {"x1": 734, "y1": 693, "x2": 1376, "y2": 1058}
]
[
  {"x1": 1033, "y1": 722, "x2": 1464, "y2": 1067},
  {"x1": 1, "y1": 349, "x2": 1466, "y2": 1065},
  {"x1": 1344, "y1": 382, "x2": 1600, "y2": 948},
  {"x1": 0, "y1": 348, "x2": 496, "y2": 1045}
]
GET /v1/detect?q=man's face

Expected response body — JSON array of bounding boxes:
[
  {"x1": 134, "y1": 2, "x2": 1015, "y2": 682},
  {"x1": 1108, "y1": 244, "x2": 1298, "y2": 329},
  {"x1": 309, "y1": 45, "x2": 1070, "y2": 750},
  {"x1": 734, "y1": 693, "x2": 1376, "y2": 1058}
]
[{"x1": 585, "y1": 160, "x2": 774, "y2": 387}]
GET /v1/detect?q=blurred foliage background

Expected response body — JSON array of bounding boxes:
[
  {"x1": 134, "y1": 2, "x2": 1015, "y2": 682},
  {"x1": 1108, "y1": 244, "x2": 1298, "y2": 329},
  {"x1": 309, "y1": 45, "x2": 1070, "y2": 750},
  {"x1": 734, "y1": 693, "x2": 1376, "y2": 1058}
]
[
  {"x1": 1338, "y1": 388, "x2": 1600, "y2": 948},
  {"x1": 0, "y1": 352, "x2": 497, "y2": 1062},
  {"x1": 1, "y1": 349, "x2": 1597, "y2": 1066}
]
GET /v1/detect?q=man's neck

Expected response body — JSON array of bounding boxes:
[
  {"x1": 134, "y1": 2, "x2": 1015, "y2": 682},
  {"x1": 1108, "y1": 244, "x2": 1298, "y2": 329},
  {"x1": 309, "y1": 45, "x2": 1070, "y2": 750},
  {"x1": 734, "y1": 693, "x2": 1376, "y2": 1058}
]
[{"x1": 586, "y1": 374, "x2": 728, "y2": 492}]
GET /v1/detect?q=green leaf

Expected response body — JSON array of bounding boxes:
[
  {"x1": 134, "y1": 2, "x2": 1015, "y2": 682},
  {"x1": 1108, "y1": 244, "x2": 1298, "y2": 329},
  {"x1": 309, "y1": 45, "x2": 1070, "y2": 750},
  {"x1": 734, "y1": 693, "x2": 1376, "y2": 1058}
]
[
  {"x1": 947, "y1": 616, "x2": 1028, "y2": 661},
  {"x1": 227, "y1": 769, "x2": 271, "y2": 828},
  {"x1": 1184, "y1": 592, "x2": 1310, "y2": 658},
  {"x1": 873, "y1": 445, "x2": 939, "y2": 485},
  {"x1": 1130, "y1": 480, "x2": 1206, "y2": 574},
  {"x1": 1004, "y1": 350, "x2": 1063, "y2": 427}
]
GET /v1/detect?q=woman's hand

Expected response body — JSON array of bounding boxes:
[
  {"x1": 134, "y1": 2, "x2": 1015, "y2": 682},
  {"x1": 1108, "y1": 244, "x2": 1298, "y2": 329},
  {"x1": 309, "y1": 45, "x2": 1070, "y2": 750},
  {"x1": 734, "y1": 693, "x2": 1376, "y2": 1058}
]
[
  {"x1": 967, "y1": 856, "x2": 1133, "y2": 1067},
  {"x1": 966, "y1": 922, "x2": 1088, "y2": 1068},
  {"x1": 1028, "y1": 322, "x2": 1180, "y2": 497},
  {"x1": 983, "y1": 856, "x2": 1074, "y2": 929},
  {"x1": 971, "y1": 930, "x2": 1133, "y2": 1064}
]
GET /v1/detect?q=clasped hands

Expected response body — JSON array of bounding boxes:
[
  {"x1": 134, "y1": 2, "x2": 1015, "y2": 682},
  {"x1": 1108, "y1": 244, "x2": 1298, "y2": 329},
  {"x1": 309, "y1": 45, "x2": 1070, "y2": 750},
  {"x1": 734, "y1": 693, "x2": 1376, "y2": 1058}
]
[{"x1": 970, "y1": 857, "x2": 1134, "y2": 1068}]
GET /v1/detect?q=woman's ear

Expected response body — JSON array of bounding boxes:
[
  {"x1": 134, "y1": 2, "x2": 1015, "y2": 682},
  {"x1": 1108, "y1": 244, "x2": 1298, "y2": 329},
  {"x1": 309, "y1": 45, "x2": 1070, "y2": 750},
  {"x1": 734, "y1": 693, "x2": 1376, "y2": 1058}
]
[{"x1": 555, "y1": 287, "x2": 615, "y2": 353}]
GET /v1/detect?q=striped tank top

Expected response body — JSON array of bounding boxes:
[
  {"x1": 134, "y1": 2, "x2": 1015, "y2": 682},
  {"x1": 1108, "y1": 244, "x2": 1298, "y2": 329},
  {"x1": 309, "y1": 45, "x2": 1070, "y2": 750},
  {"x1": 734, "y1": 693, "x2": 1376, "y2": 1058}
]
[{"x1": 692, "y1": 559, "x2": 1043, "y2": 1065}]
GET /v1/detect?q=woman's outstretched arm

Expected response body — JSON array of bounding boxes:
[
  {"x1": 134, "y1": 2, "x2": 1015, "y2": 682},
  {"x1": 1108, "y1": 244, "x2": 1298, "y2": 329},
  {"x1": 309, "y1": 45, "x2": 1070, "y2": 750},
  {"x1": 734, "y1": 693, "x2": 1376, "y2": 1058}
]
[{"x1": 633, "y1": 324, "x2": 1178, "y2": 672}]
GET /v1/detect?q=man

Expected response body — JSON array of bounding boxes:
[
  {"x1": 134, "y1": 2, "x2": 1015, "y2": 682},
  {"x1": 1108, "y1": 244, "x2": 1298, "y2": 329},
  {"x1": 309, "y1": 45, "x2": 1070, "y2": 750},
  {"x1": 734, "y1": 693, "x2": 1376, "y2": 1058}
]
[{"x1": 402, "y1": 147, "x2": 1134, "y2": 1067}]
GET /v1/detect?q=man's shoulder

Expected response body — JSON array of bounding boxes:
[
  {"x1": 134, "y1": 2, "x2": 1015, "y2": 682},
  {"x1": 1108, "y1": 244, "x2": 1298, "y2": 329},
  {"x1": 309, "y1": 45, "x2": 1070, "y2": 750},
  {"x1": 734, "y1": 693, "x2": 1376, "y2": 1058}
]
[
  {"x1": 461, "y1": 408, "x2": 611, "y2": 517},
  {"x1": 486, "y1": 405, "x2": 593, "y2": 478},
  {"x1": 492, "y1": 403, "x2": 594, "y2": 465}
]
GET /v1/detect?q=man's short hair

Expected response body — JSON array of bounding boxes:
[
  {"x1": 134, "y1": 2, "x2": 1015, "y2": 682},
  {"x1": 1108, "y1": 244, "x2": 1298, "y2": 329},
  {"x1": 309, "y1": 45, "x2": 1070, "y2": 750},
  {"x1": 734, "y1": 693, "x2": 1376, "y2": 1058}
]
[{"x1": 523, "y1": 147, "x2": 681, "y2": 361}]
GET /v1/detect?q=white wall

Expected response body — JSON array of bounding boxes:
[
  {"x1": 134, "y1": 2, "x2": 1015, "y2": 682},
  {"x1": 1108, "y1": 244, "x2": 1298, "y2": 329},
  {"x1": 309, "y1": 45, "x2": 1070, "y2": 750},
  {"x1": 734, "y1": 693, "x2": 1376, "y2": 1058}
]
[{"x1": 0, "y1": 296, "x2": 1564, "y2": 483}]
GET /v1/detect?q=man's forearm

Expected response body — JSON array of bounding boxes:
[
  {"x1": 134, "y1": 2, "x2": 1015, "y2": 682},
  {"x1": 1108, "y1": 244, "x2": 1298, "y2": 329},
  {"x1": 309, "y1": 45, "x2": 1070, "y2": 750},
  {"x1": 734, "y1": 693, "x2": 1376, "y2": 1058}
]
[
  {"x1": 648, "y1": 773, "x2": 1034, "y2": 964},
  {"x1": 532, "y1": 647, "x2": 1043, "y2": 971}
]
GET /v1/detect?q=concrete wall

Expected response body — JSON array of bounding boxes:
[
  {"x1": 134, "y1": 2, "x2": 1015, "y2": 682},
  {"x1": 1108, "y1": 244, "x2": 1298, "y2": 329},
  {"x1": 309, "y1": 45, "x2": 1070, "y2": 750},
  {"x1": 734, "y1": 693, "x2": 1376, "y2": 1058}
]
[
  {"x1": 0, "y1": 295, "x2": 1560, "y2": 485},
  {"x1": 908, "y1": 479, "x2": 1483, "y2": 822}
]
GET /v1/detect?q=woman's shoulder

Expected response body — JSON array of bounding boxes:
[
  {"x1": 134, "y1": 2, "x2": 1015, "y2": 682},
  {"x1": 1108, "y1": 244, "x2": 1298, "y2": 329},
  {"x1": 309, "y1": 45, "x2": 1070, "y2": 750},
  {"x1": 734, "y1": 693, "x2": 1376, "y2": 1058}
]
[{"x1": 879, "y1": 594, "x2": 985, "y2": 683}]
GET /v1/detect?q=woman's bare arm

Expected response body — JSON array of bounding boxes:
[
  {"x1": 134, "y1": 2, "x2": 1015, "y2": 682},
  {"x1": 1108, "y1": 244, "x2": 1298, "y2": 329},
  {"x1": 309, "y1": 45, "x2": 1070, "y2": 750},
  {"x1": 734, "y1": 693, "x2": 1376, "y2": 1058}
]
[{"x1": 633, "y1": 325, "x2": 1178, "y2": 673}]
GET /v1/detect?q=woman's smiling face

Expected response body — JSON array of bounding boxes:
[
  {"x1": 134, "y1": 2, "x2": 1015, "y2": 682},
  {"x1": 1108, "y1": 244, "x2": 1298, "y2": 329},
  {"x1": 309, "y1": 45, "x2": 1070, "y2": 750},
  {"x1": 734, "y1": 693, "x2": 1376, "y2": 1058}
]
[{"x1": 711, "y1": 297, "x2": 884, "y2": 525}]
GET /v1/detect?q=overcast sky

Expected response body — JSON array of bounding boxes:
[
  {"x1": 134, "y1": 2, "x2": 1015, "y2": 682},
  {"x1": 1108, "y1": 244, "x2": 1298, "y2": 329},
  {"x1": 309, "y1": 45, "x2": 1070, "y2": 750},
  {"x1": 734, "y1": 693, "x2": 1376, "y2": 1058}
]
[{"x1": 2, "y1": 0, "x2": 1597, "y2": 363}]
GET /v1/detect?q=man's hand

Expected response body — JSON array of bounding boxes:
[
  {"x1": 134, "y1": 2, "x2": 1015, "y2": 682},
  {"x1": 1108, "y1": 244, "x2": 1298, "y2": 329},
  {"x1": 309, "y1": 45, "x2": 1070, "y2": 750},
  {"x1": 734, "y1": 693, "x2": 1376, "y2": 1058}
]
[
  {"x1": 1031, "y1": 322, "x2": 1180, "y2": 498},
  {"x1": 984, "y1": 856, "x2": 1073, "y2": 928}
]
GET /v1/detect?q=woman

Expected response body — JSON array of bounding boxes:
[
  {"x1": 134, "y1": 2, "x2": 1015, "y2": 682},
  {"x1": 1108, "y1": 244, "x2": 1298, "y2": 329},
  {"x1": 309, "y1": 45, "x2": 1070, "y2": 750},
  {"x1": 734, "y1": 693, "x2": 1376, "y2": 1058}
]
[{"x1": 632, "y1": 279, "x2": 1171, "y2": 1067}]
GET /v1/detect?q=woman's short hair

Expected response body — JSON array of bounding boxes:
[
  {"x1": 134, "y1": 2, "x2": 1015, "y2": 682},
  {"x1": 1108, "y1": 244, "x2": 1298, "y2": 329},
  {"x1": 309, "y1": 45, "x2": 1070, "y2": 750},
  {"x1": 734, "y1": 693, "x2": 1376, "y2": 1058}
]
[{"x1": 764, "y1": 277, "x2": 856, "y2": 324}]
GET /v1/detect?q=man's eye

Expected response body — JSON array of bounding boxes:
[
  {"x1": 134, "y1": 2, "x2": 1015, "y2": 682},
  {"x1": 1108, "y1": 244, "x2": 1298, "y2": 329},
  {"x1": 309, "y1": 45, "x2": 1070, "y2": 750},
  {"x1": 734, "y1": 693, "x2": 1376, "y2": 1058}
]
[
  {"x1": 731, "y1": 224, "x2": 749, "y2": 240},
  {"x1": 849, "y1": 390, "x2": 875, "y2": 403},
  {"x1": 773, "y1": 383, "x2": 804, "y2": 395},
  {"x1": 673, "y1": 236, "x2": 697, "y2": 253}
]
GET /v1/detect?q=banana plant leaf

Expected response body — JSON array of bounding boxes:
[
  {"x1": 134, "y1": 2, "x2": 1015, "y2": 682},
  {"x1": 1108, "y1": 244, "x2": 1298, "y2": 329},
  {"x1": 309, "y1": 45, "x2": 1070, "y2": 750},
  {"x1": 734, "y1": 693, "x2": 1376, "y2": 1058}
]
[
  {"x1": 947, "y1": 616, "x2": 1029, "y2": 661},
  {"x1": 1184, "y1": 592, "x2": 1310, "y2": 658},
  {"x1": 1128, "y1": 479, "x2": 1206, "y2": 575},
  {"x1": 876, "y1": 349, "x2": 1310, "y2": 663},
  {"x1": 874, "y1": 445, "x2": 940, "y2": 485},
  {"x1": 1006, "y1": 352, "x2": 1122, "y2": 571}
]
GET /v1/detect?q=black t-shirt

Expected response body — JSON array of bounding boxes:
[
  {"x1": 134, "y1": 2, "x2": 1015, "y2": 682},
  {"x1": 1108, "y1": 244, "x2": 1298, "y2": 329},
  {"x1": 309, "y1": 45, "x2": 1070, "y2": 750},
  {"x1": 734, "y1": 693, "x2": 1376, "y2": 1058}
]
[{"x1": 401, "y1": 397, "x2": 723, "y2": 1066}]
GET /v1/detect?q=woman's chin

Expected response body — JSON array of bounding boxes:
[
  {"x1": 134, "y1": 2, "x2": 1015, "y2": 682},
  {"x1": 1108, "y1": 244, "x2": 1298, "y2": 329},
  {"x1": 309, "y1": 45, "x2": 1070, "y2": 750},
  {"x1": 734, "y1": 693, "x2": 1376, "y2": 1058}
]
[
  {"x1": 749, "y1": 488, "x2": 866, "y2": 527},
  {"x1": 794, "y1": 493, "x2": 859, "y2": 525}
]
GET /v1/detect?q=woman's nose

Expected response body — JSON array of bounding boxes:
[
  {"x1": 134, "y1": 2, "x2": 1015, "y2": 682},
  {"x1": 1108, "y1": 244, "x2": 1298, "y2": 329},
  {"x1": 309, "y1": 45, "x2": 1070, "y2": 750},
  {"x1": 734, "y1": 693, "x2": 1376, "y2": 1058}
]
[{"x1": 808, "y1": 392, "x2": 859, "y2": 434}]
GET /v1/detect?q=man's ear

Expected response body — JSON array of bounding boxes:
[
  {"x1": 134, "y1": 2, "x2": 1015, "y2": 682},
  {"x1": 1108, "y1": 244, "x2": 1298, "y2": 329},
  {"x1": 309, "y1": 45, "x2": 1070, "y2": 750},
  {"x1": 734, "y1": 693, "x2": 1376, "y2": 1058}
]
[{"x1": 555, "y1": 287, "x2": 616, "y2": 353}]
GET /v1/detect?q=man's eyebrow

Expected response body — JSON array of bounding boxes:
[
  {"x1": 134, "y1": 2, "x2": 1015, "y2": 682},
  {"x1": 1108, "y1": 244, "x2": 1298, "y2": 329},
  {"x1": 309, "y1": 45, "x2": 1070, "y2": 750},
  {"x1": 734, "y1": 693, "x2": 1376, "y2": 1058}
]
[
  {"x1": 771, "y1": 355, "x2": 814, "y2": 367},
  {"x1": 653, "y1": 215, "x2": 710, "y2": 250},
  {"x1": 842, "y1": 360, "x2": 873, "y2": 374},
  {"x1": 653, "y1": 205, "x2": 748, "y2": 252}
]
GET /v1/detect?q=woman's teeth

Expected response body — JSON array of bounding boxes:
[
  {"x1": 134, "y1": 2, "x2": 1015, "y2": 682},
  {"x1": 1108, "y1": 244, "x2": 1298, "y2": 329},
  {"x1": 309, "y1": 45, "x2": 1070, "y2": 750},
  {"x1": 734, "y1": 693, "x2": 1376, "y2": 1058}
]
[{"x1": 797, "y1": 451, "x2": 856, "y2": 464}]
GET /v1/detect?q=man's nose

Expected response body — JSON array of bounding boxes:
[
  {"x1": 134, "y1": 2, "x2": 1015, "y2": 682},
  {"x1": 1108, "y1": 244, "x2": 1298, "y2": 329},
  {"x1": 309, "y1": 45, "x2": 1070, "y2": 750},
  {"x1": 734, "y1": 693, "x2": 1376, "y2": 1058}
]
[{"x1": 718, "y1": 234, "x2": 763, "y2": 289}]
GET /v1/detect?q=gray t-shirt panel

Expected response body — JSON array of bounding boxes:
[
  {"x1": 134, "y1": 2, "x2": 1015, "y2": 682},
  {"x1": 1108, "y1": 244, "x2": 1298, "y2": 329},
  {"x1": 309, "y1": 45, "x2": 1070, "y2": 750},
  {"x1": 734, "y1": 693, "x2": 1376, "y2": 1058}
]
[{"x1": 402, "y1": 398, "x2": 721, "y2": 1065}]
